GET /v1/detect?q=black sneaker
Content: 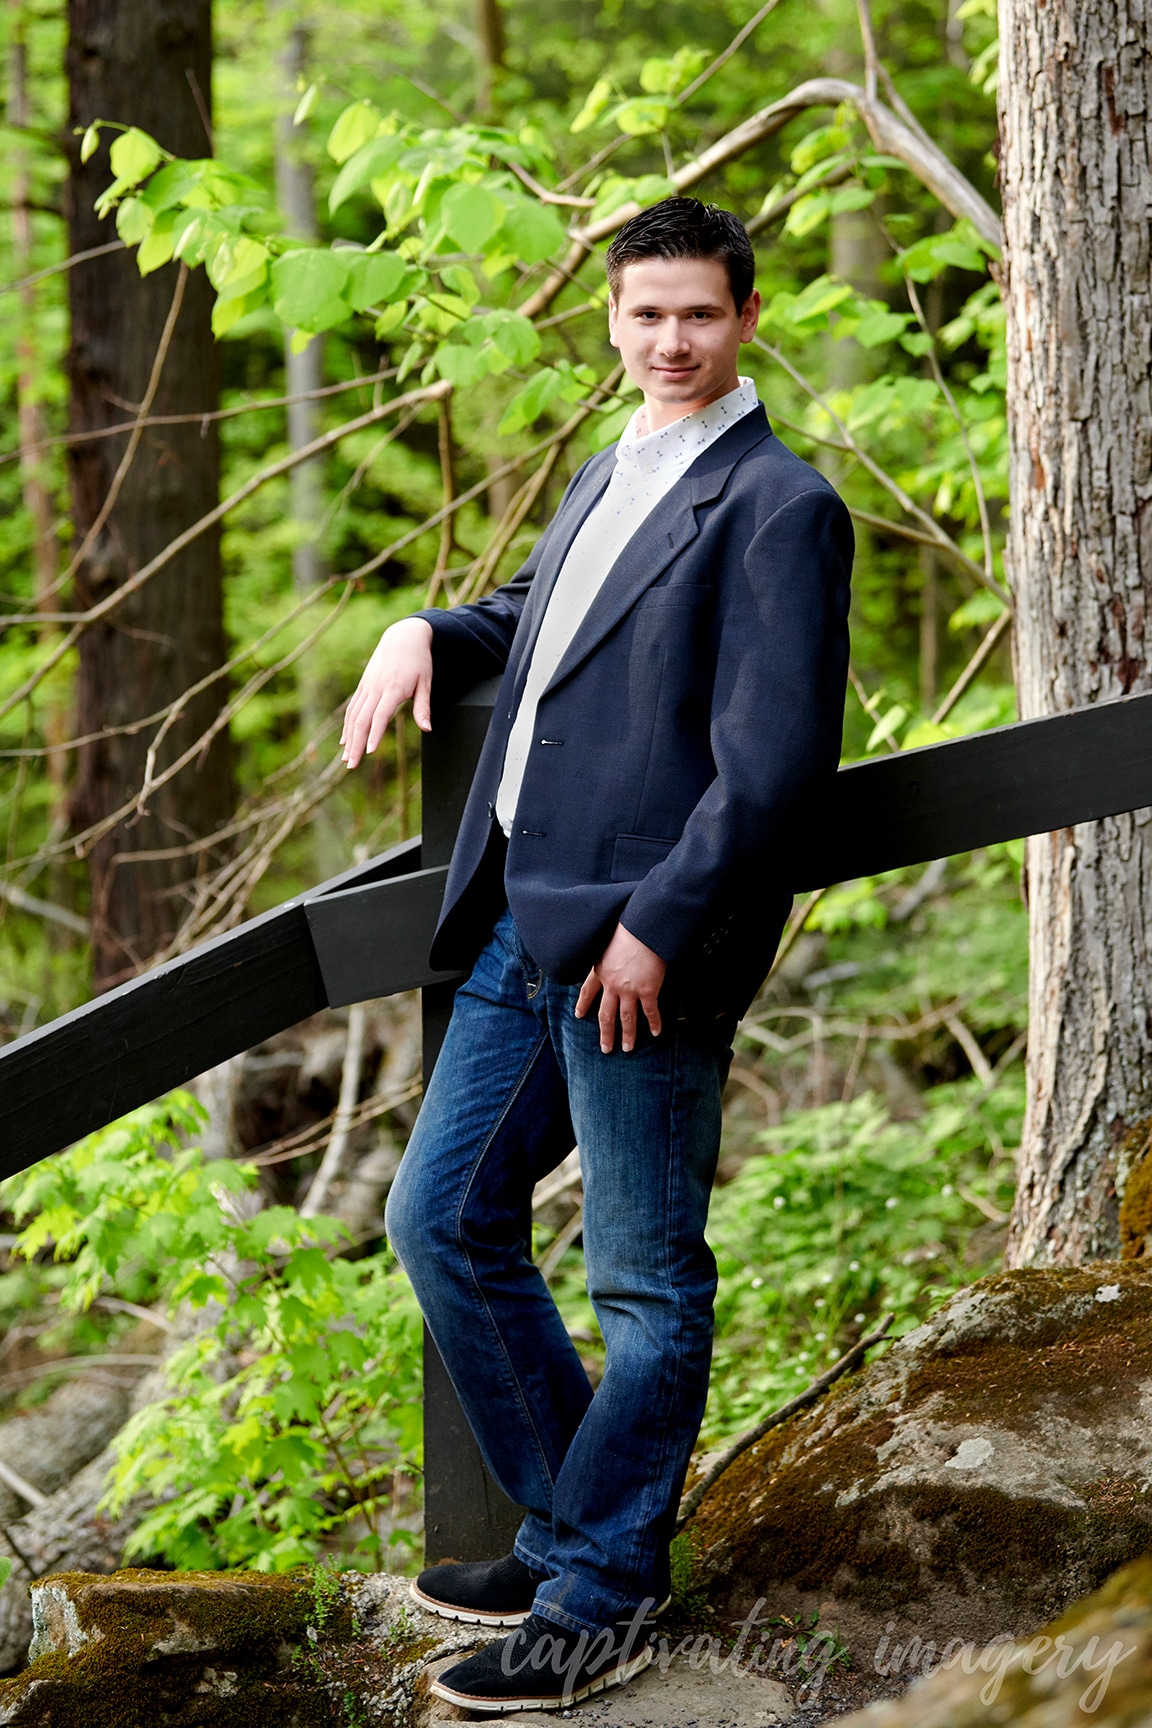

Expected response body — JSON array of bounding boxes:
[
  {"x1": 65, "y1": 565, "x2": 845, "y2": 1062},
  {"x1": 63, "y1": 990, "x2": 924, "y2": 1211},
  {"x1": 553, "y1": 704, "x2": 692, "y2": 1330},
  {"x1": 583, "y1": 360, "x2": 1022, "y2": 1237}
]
[
  {"x1": 410, "y1": 1552, "x2": 546, "y2": 1627},
  {"x1": 429, "y1": 1610, "x2": 654, "y2": 1713}
]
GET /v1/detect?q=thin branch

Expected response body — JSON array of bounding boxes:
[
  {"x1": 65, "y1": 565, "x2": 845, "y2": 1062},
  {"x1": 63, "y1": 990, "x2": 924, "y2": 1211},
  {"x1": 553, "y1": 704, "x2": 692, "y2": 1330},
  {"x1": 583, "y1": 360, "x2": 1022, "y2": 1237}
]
[
  {"x1": 678, "y1": 0, "x2": 785, "y2": 106},
  {"x1": 855, "y1": 0, "x2": 881, "y2": 104},
  {"x1": 0, "y1": 239, "x2": 125, "y2": 300},
  {"x1": 53, "y1": 263, "x2": 188, "y2": 607},
  {"x1": 0, "y1": 382, "x2": 452, "y2": 725},
  {"x1": 0, "y1": 881, "x2": 87, "y2": 936},
  {"x1": 930, "y1": 607, "x2": 1011, "y2": 726},
  {"x1": 902, "y1": 273, "x2": 995, "y2": 586},
  {"x1": 520, "y1": 77, "x2": 999, "y2": 322},
  {"x1": 756, "y1": 339, "x2": 1010, "y2": 605},
  {"x1": 765, "y1": 889, "x2": 829, "y2": 983},
  {"x1": 677, "y1": 1314, "x2": 895, "y2": 1529},
  {"x1": 0, "y1": 367, "x2": 397, "y2": 471}
]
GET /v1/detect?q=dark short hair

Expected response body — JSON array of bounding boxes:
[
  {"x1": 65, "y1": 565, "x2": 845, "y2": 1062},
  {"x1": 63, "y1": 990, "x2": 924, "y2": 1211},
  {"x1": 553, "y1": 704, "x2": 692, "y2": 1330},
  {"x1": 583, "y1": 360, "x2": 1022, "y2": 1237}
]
[{"x1": 605, "y1": 197, "x2": 755, "y2": 311}]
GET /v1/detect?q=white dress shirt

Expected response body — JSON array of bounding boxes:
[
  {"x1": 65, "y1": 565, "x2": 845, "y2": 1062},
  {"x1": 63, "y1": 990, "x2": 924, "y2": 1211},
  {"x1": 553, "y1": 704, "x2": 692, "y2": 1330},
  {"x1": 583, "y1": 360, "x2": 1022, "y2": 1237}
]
[{"x1": 496, "y1": 376, "x2": 759, "y2": 836}]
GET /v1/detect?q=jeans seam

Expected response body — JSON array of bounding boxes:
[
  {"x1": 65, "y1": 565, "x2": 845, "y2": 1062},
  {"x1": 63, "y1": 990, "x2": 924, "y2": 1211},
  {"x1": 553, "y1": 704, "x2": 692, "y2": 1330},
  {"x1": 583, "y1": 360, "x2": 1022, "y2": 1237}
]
[
  {"x1": 623, "y1": 1022, "x2": 687, "y2": 1589},
  {"x1": 453, "y1": 1032, "x2": 563, "y2": 1498}
]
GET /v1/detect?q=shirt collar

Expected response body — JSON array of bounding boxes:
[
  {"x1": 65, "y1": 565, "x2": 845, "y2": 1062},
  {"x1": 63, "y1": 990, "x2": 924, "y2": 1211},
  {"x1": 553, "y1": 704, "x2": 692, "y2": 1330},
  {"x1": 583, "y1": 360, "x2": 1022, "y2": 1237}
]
[{"x1": 615, "y1": 376, "x2": 759, "y2": 478}]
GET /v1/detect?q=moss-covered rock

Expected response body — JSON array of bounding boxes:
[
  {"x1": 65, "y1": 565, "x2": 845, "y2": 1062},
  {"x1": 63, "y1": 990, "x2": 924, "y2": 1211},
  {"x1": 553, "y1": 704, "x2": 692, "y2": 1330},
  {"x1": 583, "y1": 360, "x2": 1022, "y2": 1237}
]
[
  {"x1": 831, "y1": 1555, "x2": 1152, "y2": 1726},
  {"x1": 0, "y1": 1568, "x2": 496, "y2": 1727},
  {"x1": 688, "y1": 1264, "x2": 1152, "y2": 1663}
]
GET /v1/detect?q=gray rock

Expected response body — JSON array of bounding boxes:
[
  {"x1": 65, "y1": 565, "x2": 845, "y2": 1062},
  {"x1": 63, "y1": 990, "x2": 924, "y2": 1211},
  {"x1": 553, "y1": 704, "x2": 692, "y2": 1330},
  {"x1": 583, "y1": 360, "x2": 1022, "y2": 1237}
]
[{"x1": 687, "y1": 1264, "x2": 1152, "y2": 1664}]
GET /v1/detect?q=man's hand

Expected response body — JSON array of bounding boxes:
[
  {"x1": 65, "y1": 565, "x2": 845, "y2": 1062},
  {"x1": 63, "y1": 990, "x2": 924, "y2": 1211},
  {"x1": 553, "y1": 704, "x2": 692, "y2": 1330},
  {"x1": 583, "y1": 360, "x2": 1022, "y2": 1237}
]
[
  {"x1": 575, "y1": 923, "x2": 667, "y2": 1054},
  {"x1": 341, "y1": 617, "x2": 434, "y2": 769}
]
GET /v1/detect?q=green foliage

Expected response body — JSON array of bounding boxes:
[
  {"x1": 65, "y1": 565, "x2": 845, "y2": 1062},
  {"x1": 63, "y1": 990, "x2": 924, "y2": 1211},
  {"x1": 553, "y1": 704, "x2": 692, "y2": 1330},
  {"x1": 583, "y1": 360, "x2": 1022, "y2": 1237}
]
[
  {"x1": 703, "y1": 1075, "x2": 1021, "y2": 1439},
  {"x1": 0, "y1": 1103, "x2": 423, "y2": 1572}
]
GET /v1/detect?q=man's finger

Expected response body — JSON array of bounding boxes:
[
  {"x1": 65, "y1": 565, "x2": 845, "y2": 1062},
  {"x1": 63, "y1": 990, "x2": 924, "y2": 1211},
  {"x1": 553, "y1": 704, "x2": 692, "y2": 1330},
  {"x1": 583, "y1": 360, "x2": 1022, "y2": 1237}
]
[
  {"x1": 413, "y1": 667, "x2": 433, "y2": 733},
  {"x1": 641, "y1": 989, "x2": 663, "y2": 1039},
  {"x1": 598, "y1": 987, "x2": 619, "y2": 1053},
  {"x1": 575, "y1": 970, "x2": 600, "y2": 1020},
  {"x1": 619, "y1": 997, "x2": 638, "y2": 1054}
]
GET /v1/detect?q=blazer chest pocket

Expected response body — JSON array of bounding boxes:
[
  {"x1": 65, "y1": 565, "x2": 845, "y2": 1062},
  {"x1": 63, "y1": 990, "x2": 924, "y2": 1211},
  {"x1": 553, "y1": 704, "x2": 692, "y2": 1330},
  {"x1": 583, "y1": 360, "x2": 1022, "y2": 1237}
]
[{"x1": 611, "y1": 832, "x2": 675, "y2": 882}]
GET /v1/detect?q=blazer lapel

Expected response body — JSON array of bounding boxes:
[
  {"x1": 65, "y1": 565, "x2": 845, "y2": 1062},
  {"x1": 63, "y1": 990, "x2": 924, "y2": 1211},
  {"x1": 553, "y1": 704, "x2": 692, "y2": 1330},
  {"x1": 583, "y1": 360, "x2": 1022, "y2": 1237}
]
[
  {"x1": 541, "y1": 406, "x2": 774, "y2": 697},
  {"x1": 506, "y1": 453, "x2": 614, "y2": 707}
]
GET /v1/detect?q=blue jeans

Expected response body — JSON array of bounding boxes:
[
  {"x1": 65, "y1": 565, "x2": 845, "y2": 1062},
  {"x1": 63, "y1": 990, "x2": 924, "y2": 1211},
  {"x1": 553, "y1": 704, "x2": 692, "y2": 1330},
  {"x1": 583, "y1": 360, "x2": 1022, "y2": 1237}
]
[{"x1": 385, "y1": 908, "x2": 732, "y2": 1637}]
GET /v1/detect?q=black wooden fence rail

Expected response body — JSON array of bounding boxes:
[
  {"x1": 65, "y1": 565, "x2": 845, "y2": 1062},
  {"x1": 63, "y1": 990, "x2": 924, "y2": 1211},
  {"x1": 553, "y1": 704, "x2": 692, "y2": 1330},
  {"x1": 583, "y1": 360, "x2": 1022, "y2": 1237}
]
[{"x1": 3, "y1": 678, "x2": 1152, "y2": 1559}]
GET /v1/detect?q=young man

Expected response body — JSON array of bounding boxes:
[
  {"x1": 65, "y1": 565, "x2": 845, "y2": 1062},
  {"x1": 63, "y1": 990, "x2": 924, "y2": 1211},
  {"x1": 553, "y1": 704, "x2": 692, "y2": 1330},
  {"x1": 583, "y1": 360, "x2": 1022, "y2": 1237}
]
[{"x1": 341, "y1": 197, "x2": 853, "y2": 1712}]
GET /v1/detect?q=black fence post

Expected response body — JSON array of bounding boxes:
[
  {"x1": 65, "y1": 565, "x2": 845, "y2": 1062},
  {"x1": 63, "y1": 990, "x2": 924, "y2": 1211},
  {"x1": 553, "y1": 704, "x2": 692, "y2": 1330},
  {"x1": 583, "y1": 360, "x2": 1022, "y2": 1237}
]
[{"x1": 419, "y1": 680, "x2": 525, "y2": 1564}]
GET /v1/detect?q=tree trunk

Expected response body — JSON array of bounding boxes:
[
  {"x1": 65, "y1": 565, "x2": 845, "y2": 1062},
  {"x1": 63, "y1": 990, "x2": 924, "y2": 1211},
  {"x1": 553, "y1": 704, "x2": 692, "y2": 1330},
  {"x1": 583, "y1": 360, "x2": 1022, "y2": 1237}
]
[
  {"x1": 8, "y1": 4, "x2": 67, "y2": 834},
  {"x1": 475, "y1": 0, "x2": 504, "y2": 117},
  {"x1": 66, "y1": 0, "x2": 233, "y2": 991},
  {"x1": 1001, "y1": 1, "x2": 1152, "y2": 1264}
]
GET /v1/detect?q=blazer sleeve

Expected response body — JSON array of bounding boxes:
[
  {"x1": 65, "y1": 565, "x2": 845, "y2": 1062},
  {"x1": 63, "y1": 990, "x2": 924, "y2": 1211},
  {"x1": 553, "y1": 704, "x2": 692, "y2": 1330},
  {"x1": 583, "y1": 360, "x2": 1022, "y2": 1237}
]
[
  {"x1": 618, "y1": 487, "x2": 853, "y2": 965},
  {"x1": 412, "y1": 456, "x2": 595, "y2": 703}
]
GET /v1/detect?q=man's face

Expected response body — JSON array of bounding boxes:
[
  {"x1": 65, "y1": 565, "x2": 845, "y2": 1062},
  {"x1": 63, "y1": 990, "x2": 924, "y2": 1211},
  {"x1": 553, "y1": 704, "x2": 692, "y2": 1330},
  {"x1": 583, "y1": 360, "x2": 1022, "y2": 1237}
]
[{"x1": 607, "y1": 255, "x2": 761, "y2": 416}]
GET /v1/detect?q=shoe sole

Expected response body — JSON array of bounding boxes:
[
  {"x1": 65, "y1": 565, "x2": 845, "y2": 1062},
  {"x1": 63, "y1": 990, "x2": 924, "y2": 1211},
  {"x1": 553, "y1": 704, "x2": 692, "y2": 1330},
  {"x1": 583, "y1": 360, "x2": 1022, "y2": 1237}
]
[
  {"x1": 411, "y1": 1582, "x2": 672, "y2": 1631},
  {"x1": 429, "y1": 1643, "x2": 654, "y2": 1713},
  {"x1": 409, "y1": 1580, "x2": 532, "y2": 1627}
]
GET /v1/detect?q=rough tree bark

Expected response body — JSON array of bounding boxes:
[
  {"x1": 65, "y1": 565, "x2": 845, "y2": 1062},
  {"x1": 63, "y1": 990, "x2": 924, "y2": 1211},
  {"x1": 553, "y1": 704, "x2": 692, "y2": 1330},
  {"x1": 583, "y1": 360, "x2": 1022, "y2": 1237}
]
[
  {"x1": 1001, "y1": 1, "x2": 1152, "y2": 1264},
  {"x1": 67, "y1": 0, "x2": 233, "y2": 990}
]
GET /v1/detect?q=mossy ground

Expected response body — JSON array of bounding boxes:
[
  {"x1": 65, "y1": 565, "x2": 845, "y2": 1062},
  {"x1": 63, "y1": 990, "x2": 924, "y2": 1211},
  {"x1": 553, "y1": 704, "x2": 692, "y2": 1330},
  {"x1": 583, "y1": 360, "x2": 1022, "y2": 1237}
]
[{"x1": 0, "y1": 1568, "x2": 432, "y2": 1728}]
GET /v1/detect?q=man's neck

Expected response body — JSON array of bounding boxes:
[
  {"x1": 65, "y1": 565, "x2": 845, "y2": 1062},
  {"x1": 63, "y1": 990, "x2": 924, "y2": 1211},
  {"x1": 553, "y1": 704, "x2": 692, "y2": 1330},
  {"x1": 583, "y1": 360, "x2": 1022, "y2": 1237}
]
[{"x1": 639, "y1": 372, "x2": 742, "y2": 434}]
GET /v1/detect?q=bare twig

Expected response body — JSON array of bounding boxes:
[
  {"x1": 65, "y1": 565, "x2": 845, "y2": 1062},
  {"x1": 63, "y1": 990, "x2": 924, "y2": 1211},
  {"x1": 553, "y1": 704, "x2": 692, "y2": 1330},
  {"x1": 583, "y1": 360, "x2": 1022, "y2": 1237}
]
[
  {"x1": 930, "y1": 607, "x2": 1011, "y2": 726},
  {"x1": 676, "y1": 1313, "x2": 895, "y2": 1528},
  {"x1": 757, "y1": 341, "x2": 1009, "y2": 605},
  {"x1": 678, "y1": 0, "x2": 785, "y2": 105},
  {"x1": 0, "y1": 239, "x2": 125, "y2": 300},
  {"x1": 53, "y1": 263, "x2": 188, "y2": 607},
  {"x1": 0, "y1": 382, "x2": 452, "y2": 724},
  {"x1": 765, "y1": 889, "x2": 829, "y2": 983},
  {"x1": 0, "y1": 367, "x2": 396, "y2": 471},
  {"x1": 0, "y1": 881, "x2": 87, "y2": 936},
  {"x1": 302, "y1": 1003, "x2": 368, "y2": 1218}
]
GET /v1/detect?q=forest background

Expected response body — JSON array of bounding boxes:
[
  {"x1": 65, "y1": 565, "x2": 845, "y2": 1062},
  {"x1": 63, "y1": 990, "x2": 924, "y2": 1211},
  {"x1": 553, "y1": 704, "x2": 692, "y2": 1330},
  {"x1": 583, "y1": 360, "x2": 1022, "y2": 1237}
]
[{"x1": 0, "y1": 0, "x2": 1028, "y2": 1578}]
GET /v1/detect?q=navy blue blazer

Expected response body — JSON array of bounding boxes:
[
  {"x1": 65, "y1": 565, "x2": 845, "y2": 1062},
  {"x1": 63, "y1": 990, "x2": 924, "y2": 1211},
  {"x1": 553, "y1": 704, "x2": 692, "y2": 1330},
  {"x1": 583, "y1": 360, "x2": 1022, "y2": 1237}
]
[{"x1": 417, "y1": 404, "x2": 853, "y2": 1019}]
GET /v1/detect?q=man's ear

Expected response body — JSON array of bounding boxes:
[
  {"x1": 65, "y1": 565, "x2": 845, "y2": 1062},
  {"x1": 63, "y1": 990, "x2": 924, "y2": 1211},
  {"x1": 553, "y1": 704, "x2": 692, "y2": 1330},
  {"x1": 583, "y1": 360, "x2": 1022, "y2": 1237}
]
[
  {"x1": 739, "y1": 288, "x2": 762, "y2": 343},
  {"x1": 607, "y1": 293, "x2": 619, "y2": 349}
]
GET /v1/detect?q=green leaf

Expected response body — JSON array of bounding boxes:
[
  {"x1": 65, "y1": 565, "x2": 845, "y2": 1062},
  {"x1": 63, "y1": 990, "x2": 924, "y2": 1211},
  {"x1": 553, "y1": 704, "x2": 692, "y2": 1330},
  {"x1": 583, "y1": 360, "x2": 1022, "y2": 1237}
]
[
  {"x1": 440, "y1": 183, "x2": 505, "y2": 254},
  {"x1": 108, "y1": 127, "x2": 165, "y2": 187},
  {"x1": 116, "y1": 197, "x2": 153, "y2": 247},
  {"x1": 500, "y1": 200, "x2": 566, "y2": 264},
  {"x1": 784, "y1": 191, "x2": 831, "y2": 238},
  {"x1": 498, "y1": 367, "x2": 567, "y2": 435},
  {"x1": 439, "y1": 264, "x2": 480, "y2": 305},
  {"x1": 211, "y1": 286, "x2": 267, "y2": 337},
  {"x1": 80, "y1": 123, "x2": 101, "y2": 164},
  {"x1": 479, "y1": 309, "x2": 541, "y2": 366},
  {"x1": 434, "y1": 343, "x2": 492, "y2": 388},
  {"x1": 867, "y1": 704, "x2": 907, "y2": 752},
  {"x1": 570, "y1": 77, "x2": 612, "y2": 134},
  {"x1": 0, "y1": 1557, "x2": 12, "y2": 1590},
  {"x1": 138, "y1": 160, "x2": 207, "y2": 214},
  {"x1": 790, "y1": 125, "x2": 849, "y2": 176},
  {"x1": 899, "y1": 331, "x2": 935, "y2": 356},
  {"x1": 949, "y1": 590, "x2": 1006, "y2": 634},
  {"x1": 270, "y1": 248, "x2": 353, "y2": 331},
  {"x1": 612, "y1": 96, "x2": 670, "y2": 137},
  {"x1": 327, "y1": 136, "x2": 406, "y2": 214},
  {"x1": 373, "y1": 301, "x2": 408, "y2": 339},
  {"x1": 631, "y1": 174, "x2": 677, "y2": 207},
  {"x1": 853, "y1": 310, "x2": 911, "y2": 348},
  {"x1": 207, "y1": 235, "x2": 270, "y2": 293},
  {"x1": 327, "y1": 101, "x2": 381, "y2": 165},
  {"x1": 293, "y1": 82, "x2": 318, "y2": 126},
  {"x1": 829, "y1": 185, "x2": 875, "y2": 215},
  {"x1": 344, "y1": 251, "x2": 407, "y2": 311},
  {"x1": 136, "y1": 208, "x2": 179, "y2": 276}
]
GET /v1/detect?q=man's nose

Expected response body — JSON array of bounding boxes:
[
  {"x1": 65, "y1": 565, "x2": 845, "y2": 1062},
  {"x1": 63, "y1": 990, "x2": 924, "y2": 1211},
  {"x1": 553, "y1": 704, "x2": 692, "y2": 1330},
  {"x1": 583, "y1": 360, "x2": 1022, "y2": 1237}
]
[{"x1": 657, "y1": 320, "x2": 690, "y2": 353}]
